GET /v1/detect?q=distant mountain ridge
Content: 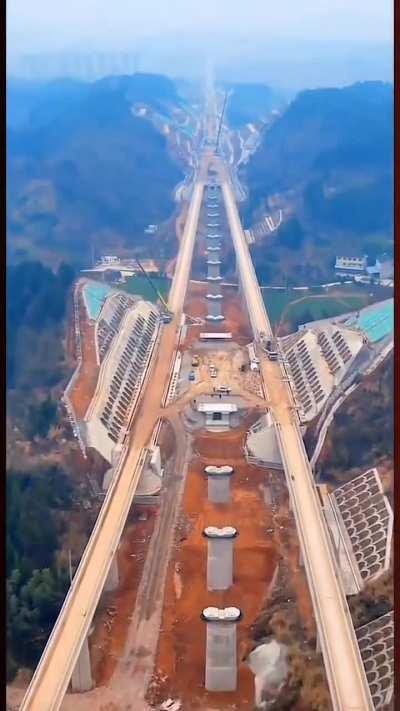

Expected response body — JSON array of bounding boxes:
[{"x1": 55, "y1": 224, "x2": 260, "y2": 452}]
[
  {"x1": 246, "y1": 81, "x2": 393, "y2": 195},
  {"x1": 243, "y1": 81, "x2": 393, "y2": 284},
  {"x1": 224, "y1": 82, "x2": 287, "y2": 127},
  {"x1": 7, "y1": 73, "x2": 184, "y2": 266}
]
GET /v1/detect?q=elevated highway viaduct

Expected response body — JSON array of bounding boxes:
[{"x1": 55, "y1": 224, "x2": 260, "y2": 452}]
[
  {"x1": 218, "y1": 158, "x2": 374, "y2": 711},
  {"x1": 19, "y1": 144, "x2": 373, "y2": 711},
  {"x1": 19, "y1": 161, "x2": 207, "y2": 711}
]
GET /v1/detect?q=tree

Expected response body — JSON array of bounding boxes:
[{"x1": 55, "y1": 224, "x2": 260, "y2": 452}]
[
  {"x1": 7, "y1": 566, "x2": 70, "y2": 672},
  {"x1": 278, "y1": 218, "x2": 305, "y2": 250},
  {"x1": 27, "y1": 397, "x2": 58, "y2": 439},
  {"x1": 57, "y1": 262, "x2": 75, "y2": 289}
]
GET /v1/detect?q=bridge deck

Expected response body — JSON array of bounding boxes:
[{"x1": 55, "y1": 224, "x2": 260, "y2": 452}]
[
  {"x1": 20, "y1": 173, "x2": 205, "y2": 711},
  {"x1": 220, "y1": 169, "x2": 373, "y2": 711}
]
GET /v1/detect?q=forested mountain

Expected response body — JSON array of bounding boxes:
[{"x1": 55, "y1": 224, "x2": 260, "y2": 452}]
[
  {"x1": 7, "y1": 467, "x2": 73, "y2": 678},
  {"x1": 7, "y1": 74, "x2": 184, "y2": 266},
  {"x1": 6, "y1": 259, "x2": 79, "y2": 680},
  {"x1": 7, "y1": 260, "x2": 76, "y2": 477},
  {"x1": 244, "y1": 81, "x2": 393, "y2": 284}
]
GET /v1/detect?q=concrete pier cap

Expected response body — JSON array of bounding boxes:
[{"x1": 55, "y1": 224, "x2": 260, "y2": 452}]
[
  {"x1": 201, "y1": 606, "x2": 242, "y2": 623},
  {"x1": 204, "y1": 465, "x2": 234, "y2": 476},
  {"x1": 203, "y1": 526, "x2": 238, "y2": 539}
]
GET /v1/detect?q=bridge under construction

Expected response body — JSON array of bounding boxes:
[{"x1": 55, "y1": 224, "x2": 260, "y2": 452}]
[{"x1": 18, "y1": 88, "x2": 378, "y2": 711}]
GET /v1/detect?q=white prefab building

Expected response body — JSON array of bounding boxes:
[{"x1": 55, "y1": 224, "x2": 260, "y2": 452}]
[
  {"x1": 335, "y1": 256, "x2": 367, "y2": 273},
  {"x1": 101, "y1": 255, "x2": 119, "y2": 264},
  {"x1": 197, "y1": 402, "x2": 238, "y2": 428},
  {"x1": 200, "y1": 332, "x2": 232, "y2": 341}
]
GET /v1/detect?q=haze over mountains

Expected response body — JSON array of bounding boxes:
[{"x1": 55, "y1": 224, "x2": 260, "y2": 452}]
[
  {"x1": 8, "y1": 34, "x2": 393, "y2": 90},
  {"x1": 7, "y1": 71, "x2": 393, "y2": 290},
  {"x1": 7, "y1": 74, "x2": 184, "y2": 266}
]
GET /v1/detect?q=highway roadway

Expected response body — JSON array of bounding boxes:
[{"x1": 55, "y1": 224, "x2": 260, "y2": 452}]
[
  {"x1": 168, "y1": 179, "x2": 205, "y2": 314},
  {"x1": 20, "y1": 162, "x2": 206, "y2": 711},
  {"x1": 220, "y1": 163, "x2": 374, "y2": 711}
]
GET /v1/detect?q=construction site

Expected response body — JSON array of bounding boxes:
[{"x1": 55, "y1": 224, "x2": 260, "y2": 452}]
[
  {"x1": 48, "y1": 178, "x2": 326, "y2": 711},
  {"x1": 14, "y1": 88, "x2": 393, "y2": 711}
]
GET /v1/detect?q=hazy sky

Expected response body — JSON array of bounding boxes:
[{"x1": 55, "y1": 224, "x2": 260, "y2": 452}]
[{"x1": 8, "y1": 0, "x2": 393, "y2": 54}]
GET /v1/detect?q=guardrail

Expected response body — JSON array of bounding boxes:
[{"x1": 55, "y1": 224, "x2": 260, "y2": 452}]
[
  {"x1": 220, "y1": 168, "x2": 373, "y2": 711},
  {"x1": 273, "y1": 418, "x2": 373, "y2": 710}
]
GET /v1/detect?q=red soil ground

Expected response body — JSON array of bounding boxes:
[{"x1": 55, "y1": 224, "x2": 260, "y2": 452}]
[
  {"x1": 68, "y1": 285, "x2": 100, "y2": 420},
  {"x1": 147, "y1": 424, "x2": 279, "y2": 710},
  {"x1": 89, "y1": 506, "x2": 158, "y2": 687},
  {"x1": 182, "y1": 282, "x2": 252, "y2": 351}
]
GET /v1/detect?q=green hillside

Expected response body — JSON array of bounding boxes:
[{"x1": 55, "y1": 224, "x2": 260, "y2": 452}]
[
  {"x1": 244, "y1": 81, "x2": 393, "y2": 285},
  {"x1": 7, "y1": 74, "x2": 184, "y2": 267}
]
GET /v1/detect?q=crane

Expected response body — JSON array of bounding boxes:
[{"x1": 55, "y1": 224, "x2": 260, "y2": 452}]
[
  {"x1": 215, "y1": 91, "x2": 228, "y2": 155},
  {"x1": 134, "y1": 259, "x2": 202, "y2": 326},
  {"x1": 134, "y1": 258, "x2": 172, "y2": 322}
]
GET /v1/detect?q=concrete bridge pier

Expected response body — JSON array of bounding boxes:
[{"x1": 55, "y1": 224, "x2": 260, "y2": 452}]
[
  {"x1": 208, "y1": 279, "x2": 222, "y2": 296},
  {"x1": 206, "y1": 237, "x2": 219, "y2": 251},
  {"x1": 203, "y1": 526, "x2": 238, "y2": 590},
  {"x1": 104, "y1": 552, "x2": 119, "y2": 592},
  {"x1": 206, "y1": 293, "x2": 224, "y2": 321},
  {"x1": 204, "y1": 465, "x2": 234, "y2": 503},
  {"x1": 207, "y1": 259, "x2": 221, "y2": 280},
  {"x1": 299, "y1": 547, "x2": 304, "y2": 568},
  {"x1": 202, "y1": 606, "x2": 242, "y2": 691},
  {"x1": 236, "y1": 267, "x2": 243, "y2": 295},
  {"x1": 71, "y1": 633, "x2": 93, "y2": 693},
  {"x1": 207, "y1": 241, "x2": 221, "y2": 254},
  {"x1": 206, "y1": 276, "x2": 223, "y2": 295}
]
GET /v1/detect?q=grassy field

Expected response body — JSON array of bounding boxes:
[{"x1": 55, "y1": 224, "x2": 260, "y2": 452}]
[
  {"x1": 122, "y1": 274, "x2": 170, "y2": 303},
  {"x1": 284, "y1": 294, "x2": 368, "y2": 325},
  {"x1": 261, "y1": 290, "x2": 295, "y2": 325},
  {"x1": 261, "y1": 285, "x2": 388, "y2": 332}
]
